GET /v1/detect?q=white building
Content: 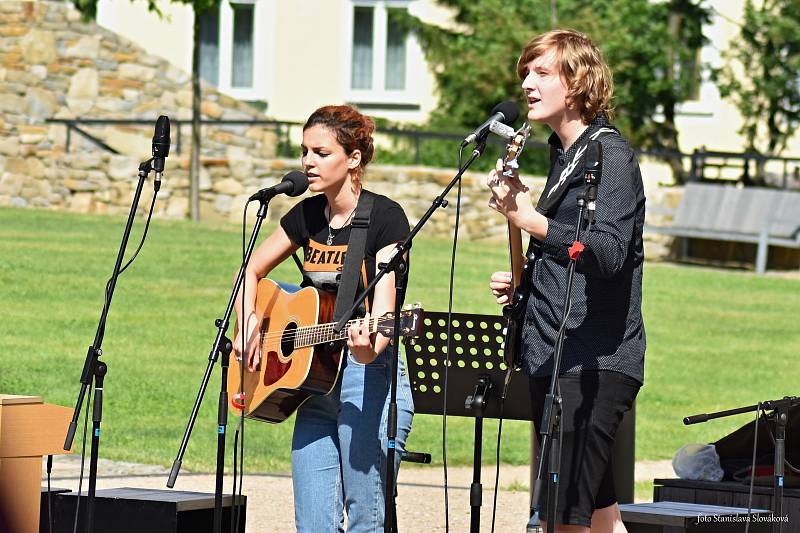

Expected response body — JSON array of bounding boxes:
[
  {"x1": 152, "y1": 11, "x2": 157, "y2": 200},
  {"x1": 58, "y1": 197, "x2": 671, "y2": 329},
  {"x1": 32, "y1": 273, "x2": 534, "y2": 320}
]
[
  {"x1": 96, "y1": 0, "x2": 447, "y2": 125},
  {"x1": 96, "y1": 0, "x2": 800, "y2": 161}
]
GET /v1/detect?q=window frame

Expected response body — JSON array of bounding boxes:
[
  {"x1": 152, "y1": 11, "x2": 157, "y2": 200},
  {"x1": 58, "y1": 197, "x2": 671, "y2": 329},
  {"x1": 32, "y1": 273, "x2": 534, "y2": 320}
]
[
  {"x1": 344, "y1": 0, "x2": 422, "y2": 109},
  {"x1": 203, "y1": 0, "x2": 273, "y2": 103}
]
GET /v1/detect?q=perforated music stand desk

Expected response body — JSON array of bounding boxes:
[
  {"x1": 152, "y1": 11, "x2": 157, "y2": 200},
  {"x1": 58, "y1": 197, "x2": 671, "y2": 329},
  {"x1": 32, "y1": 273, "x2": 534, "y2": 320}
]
[{"x1": 402, "y1": 311, "x2": 532, "y2": 533}]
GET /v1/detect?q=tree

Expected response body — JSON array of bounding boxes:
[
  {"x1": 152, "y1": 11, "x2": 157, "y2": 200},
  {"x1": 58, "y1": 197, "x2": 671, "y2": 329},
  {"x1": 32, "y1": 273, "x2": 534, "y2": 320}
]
[
  {"x1": 405, "y1": 0, "x2": 709, "y2": 182},
  {"x1": 713, "y1": 0, "x2": 800, "y2": 157},
  {"x1": 73, "y1": 0, "x2": 220, "y2": 221}
]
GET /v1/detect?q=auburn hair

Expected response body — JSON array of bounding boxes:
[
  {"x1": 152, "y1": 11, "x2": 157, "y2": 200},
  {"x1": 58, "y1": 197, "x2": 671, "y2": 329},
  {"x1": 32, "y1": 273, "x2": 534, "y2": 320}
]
[
  {"x1": 517, "y1": 29, "x2": 614, "y2": 123},
  {"x1": 303, "y1": 105, "x2": 375, "y2": 182}
]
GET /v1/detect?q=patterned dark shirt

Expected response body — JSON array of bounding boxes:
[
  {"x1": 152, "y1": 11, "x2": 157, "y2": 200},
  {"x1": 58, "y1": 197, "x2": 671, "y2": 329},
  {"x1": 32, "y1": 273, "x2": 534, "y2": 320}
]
[{"x1": 521, "y1": 114, "x2": 646, "y2": 384}]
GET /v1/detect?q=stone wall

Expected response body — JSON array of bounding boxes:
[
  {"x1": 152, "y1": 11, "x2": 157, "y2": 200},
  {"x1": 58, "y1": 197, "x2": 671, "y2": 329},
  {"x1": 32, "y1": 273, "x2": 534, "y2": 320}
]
[{"x1": 0, "y1": 0, "x2": 278, "y2": 219}]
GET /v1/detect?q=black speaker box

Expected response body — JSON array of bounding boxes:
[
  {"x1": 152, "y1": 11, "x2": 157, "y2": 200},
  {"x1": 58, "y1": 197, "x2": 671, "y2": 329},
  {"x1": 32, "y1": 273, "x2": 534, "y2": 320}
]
[{"x1": 48, "y1": 487, "x2": 246, "y2": 533}]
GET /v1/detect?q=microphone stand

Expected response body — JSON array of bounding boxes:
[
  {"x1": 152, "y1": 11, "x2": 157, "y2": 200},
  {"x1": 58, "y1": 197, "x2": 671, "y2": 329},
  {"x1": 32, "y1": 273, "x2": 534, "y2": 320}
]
[
  {"x1": 63, "y1": 157, "x2": 158, "y2": 533},
  {"x1": 527, "y1": 175, "x2": 598, "y2": 533},
  {"x1": 333, "y1": 140, "x2": 489, "y2": 532},
  {"x1": 166, "y1": 198, "x2": 272, "y2": 533},
  {"x1": 684, "y1": 396, "x2": 799, "y2": 533}
]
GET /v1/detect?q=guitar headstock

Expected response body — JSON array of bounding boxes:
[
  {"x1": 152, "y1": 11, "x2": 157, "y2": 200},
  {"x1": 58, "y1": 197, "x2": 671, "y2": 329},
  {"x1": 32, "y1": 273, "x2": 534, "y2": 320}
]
[
  {"x1": 502, "y1": 123, "x2": 532, "y2": 175},
  {"x1": 376, "y1": 304, "x2": 424, "y2": 338}
]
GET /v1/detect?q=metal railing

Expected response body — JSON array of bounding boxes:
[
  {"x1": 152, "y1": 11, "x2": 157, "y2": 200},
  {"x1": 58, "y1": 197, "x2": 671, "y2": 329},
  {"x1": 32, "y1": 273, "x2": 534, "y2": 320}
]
[
  {"x1": 45, "y1": 117, "x2": 547, "y2": 164},
  {"x1": 45, "y1": 118, "x2": 298, "y2": 156},
  {"x1": 44, "y1": 118, "x2": 800, "y2": 189},
  {"x1": 688, "y1": 147, "x2": 800, "y2": 189}
]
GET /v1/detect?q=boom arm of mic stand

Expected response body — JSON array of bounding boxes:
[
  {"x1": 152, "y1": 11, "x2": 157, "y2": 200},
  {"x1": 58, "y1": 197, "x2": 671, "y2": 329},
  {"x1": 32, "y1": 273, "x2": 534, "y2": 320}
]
[
  {"x1": 64, "y1": 160, "x2": 154, "y2": 451},
  {"x1": 167, "y1": 199, "x2": 271, "y2": 533},
  {"x1": 333, "y1": 145, "x2": 483, "y2": 334},
  {"x1": 331, "y1": 145, "x2": 485, "y2": 533}
]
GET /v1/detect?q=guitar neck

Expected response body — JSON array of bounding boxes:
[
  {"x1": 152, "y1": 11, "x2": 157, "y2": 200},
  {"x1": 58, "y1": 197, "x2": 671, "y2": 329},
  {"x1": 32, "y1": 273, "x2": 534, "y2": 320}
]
[
  {"x1": 290, "y1": 317, "x2": 379, "y2": 349},
  {"x1": 508, "y1": 221, "x2": 524, "y2": 287}
]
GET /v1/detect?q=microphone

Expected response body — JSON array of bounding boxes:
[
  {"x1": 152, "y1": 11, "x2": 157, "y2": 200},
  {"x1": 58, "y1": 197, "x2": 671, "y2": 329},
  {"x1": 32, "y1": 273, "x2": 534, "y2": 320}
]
[
  {"x1": 151, "y1": 115, "x2": 170, "y2": 189},
  {"x1": 248, "y1": 170, "x2": 309, "y2": 202},
  {"x1": 488, "y1": 120, "x2": 516, "y2": 141},
  {"x1": 461, "y1": 101, "x2": 520, "y2": 147},
  {"x1": 584, "y1": 140, "x2": 602, "y2": 225}
]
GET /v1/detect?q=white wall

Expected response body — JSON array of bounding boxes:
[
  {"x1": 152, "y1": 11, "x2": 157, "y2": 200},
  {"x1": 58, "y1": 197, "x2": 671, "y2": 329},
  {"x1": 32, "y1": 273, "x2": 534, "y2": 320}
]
[
  {"x1": 675, "y1": 0, "x2": 800, "y2": 158},
  {"x1": 97, "y1": 0, "x2": 194, "y2": 72},
  {"x1": 95, "y1": 0, "x2": 441, "y2": 125}
]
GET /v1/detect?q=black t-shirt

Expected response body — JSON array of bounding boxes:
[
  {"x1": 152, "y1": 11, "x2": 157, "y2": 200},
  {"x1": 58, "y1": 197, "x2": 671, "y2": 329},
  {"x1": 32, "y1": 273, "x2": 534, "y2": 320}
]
[{"x1": 280, "y1": 191, "x2": 410, "y2": 312}]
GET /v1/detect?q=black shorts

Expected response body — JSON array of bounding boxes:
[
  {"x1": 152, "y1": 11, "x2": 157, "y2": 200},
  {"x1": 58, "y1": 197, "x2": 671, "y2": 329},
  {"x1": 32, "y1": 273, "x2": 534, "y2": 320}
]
[{"x1": 530, "y1": 370, "x2": 640, "y2": 527}]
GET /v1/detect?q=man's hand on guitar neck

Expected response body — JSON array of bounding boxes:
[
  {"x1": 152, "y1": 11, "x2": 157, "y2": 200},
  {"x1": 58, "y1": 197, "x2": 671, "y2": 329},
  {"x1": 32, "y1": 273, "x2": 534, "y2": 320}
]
[{"x1": 489, "y1": 271, "x2": 514, "y2": 305}]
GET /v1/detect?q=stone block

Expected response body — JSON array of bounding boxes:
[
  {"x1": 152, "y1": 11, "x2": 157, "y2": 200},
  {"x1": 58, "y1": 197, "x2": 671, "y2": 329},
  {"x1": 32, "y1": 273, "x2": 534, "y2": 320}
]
[
  {"x1": 201, "y1": 100, "x2": 224, "y2": 119},
  {"x1": 0, "y1": 94, "x2": 24, "y2": 114},
  {"x1": 118, "y1": 63, "x2": 156, "y2": 82},
  {"x1": 65, "y1": 35, "x2": 100, "y2": 59},
  {"x1": 166, "y1": 196, "x2": 188, "y2": 218},
  {"x1": 199, "y1": 166, "x2": 212, "y2": 191},
  {"x1": 30, "y1": 65, "x2": 47, "y2": 80},
  {"x1": 20, "y1": 29, "x2": 56, "y2": 64},
  {"x1": 0, "y1": 172, "x2": 24, "y2": 195},
  {"x1": 69, "y1": 69, "x2": 100, "y2": 100},
  {"x1": 175, "y1": 90, "x2": 192, "y2": 108},
  {"x1": 9, "y1": 196, "x2": 27, "y2": 207},
  {"x1": 0, "y1": 136, "x2": 19, "y2": 156},
  {"x1": 212, "y1": 177, "x2": 243, "y2": 195},
  {"x1": 68, "y1": 191, "x2": 92, "y2": 212},
  {"x1": 63, "y1": 178, "x2": 97, "y2": 192},
  {"x1": 25, "y1": 88, "x2": 57, "y2": 121},
  {"x1": 165, "y1": 65, "x2": 189, "y2": 85},
  {"x1": 107, "y1": 155, "x2": 138, "y2": 181},
  {"x1": 105, "y1": 128, "x2": 151, "y2": 157}
]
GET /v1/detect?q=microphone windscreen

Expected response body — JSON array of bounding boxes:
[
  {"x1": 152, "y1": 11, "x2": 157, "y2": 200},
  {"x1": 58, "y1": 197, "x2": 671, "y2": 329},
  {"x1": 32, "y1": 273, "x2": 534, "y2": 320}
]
[
  {"x1": 284, "y1": 170, "x2": 309, "y2": 197},
  {"x1": 585, "y1": 140, "x2": 602, "y2": 173},
  {"x1": 152, "y1": 115, "x2": 170, "y2": 158},
  {"x1": 492, "y1": 101, "x2": 520, "y2": 126}
]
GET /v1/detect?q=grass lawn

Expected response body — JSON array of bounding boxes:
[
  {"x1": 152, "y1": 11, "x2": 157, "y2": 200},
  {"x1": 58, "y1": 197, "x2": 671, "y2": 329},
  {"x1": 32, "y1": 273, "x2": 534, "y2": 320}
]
[{"x1": 1, "y1": 206, "x2": 798, "y2": 474}]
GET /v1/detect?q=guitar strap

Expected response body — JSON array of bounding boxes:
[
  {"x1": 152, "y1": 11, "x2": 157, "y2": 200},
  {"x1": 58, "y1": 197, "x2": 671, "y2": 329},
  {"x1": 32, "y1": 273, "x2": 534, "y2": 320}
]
[
  {"x1": 332, "y1": 189, "x2": 375, "y2": 324},
  {"x1": 536, "y1": 127, "x2": 618, "y2": 216}
]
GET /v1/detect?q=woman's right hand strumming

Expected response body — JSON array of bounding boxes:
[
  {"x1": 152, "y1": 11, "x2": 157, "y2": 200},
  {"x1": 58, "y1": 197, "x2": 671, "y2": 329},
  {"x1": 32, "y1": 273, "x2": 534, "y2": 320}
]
[
  {"x1": 232, "y1": 312, "x2": 261, "y2": 371},
  {"x1": 489, "y1": 271, "x2": 514, "y2": 305}
]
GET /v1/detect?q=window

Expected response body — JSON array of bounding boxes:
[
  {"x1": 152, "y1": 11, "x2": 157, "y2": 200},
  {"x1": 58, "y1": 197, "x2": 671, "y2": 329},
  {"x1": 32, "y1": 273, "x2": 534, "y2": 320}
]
[
  {"x1": 384, "y1": 8, "x2": 407, "y2": 91},
  {"x1": 351, "y1": 6, "x2": 374, "y2": 90},
  {"x1": 199, "y1": 9, "x2": 220, "y2": 86},
  {"x1": 348, "y1": 1, "x2": 418, "y2": 106},
  {"x1": 195, "y1": 1, "x2": 268, "y2": 102},
  {"x1": 231, "y1": 3, "x2": 254, "y2": 88}
]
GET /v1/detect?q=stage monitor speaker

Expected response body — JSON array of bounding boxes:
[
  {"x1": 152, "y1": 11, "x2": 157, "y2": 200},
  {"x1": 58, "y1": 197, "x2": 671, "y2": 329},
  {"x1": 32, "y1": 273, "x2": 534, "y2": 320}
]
[{"x1": 49, "y1": 488, "x2": 246, "y2": 533}]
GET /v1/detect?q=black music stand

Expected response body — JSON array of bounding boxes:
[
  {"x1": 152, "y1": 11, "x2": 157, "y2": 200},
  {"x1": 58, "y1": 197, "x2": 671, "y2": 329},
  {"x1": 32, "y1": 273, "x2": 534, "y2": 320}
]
[{"x1": 402, "y1": 311, "x2": 533, "y2": 533}]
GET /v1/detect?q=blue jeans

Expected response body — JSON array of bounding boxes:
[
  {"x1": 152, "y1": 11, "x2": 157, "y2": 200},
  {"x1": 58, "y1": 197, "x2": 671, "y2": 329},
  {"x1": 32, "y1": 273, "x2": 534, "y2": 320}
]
[{"x1": 291, "y1": 347, "x2": 415, "y2": 533}]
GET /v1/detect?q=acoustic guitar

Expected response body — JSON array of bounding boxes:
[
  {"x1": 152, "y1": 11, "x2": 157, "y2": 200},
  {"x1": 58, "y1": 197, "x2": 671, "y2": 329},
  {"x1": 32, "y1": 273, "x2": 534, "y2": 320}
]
[{"x1": 228, "y1": 278, "x2": 424, "y2": 423}]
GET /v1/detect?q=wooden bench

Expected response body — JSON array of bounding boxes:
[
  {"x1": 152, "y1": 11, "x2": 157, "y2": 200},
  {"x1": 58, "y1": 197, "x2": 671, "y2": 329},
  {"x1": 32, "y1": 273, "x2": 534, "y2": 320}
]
[
  {"x1": 645, "y1": 183, "x2": 800, "y2": 273},
  {"x1": 619, "y1": 501, "x2": 772, "y2": 533}
]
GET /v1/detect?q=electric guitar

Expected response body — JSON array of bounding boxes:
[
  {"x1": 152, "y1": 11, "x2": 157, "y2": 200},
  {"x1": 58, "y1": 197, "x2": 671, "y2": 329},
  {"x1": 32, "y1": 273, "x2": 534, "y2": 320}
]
[
  {"x1": 228, "y1": 278, "x2": 424, "y2": 423},
  {"x1": 500, "y1": 123, "x2": 533, "y2": 368}
]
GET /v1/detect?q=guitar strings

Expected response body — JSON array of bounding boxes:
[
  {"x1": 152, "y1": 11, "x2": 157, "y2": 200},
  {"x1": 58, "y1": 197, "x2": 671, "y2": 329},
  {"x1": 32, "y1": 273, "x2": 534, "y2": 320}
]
[{"x1": 256, "y1": 316, "x2": 383, "y2": 349}]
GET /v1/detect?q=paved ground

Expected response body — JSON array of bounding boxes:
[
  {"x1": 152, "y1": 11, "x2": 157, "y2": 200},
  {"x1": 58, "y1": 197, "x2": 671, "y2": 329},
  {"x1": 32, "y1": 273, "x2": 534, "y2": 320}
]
[{"x1": 42, "y1": 456, "x2": 674, "y2": 532}]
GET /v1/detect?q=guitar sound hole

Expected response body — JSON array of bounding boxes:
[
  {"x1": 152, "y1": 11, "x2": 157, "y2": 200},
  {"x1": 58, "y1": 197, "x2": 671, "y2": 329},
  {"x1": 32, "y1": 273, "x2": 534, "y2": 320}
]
[{"x1": 282, "y1": 322, "x2": 297, "y2": 358}]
